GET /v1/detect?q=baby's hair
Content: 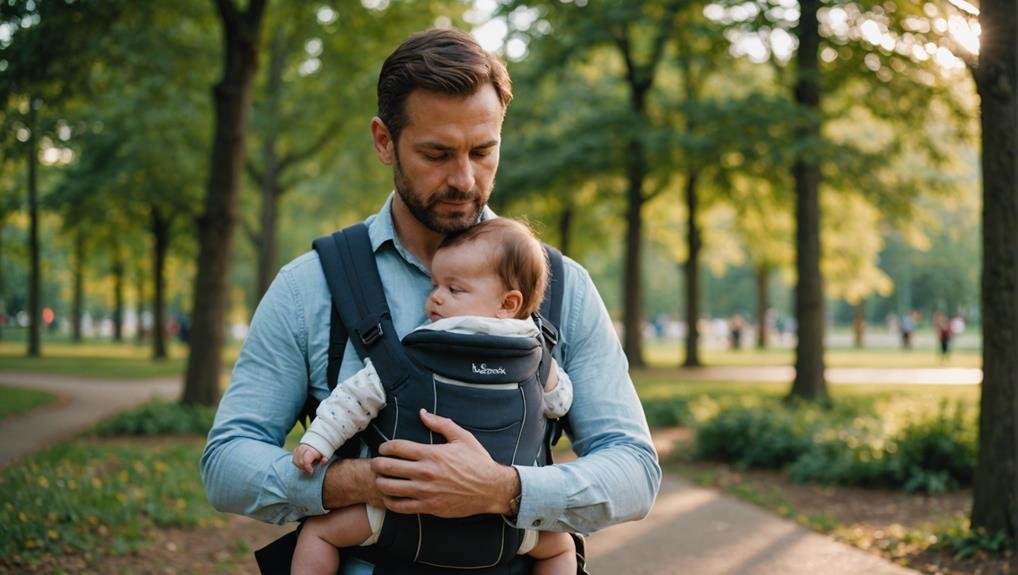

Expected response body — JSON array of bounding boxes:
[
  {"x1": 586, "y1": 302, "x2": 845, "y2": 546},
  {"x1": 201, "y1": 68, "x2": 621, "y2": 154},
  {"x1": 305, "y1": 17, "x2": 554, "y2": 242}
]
[{"x1": 438, "y1": 218, "x2": 548, "y2": 319}]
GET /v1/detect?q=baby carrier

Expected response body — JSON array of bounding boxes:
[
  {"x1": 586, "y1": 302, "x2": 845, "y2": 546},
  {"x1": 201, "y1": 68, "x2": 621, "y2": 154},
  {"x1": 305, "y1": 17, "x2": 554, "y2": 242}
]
[{"x1": 255, "y1": 222, "x2": 582, "y2": 575}]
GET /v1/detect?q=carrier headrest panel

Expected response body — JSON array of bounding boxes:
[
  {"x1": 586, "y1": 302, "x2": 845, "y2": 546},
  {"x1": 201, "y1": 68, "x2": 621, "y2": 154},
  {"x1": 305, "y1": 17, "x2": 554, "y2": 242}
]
[{"x1": 401, "y1": 330, "x2": 543, "y2": 385}]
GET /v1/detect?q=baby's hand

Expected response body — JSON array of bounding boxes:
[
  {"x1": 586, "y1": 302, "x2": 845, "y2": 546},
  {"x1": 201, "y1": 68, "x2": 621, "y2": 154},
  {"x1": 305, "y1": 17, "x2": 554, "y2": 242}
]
[{"x1": 292, "y1": 443, "x2": 326, "y2": 475}]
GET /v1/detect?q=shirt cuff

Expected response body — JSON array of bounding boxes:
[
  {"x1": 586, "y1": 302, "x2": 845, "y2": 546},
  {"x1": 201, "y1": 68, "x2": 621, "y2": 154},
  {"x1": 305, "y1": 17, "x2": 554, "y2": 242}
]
[
  {"x1": 283, "y1": 453, "x2": 330, "y2": 518},
  {"x1": 512, "y1": 464, "x2": 566, "y2": 531}
]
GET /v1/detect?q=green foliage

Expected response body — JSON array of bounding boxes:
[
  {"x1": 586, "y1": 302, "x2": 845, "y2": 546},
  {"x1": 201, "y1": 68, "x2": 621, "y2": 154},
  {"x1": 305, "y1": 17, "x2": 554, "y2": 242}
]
[
  {"x1": 641, "y1": 396, "x2": 693, "y2": 427},
  {"x1": 91, "y1": 400, "x2": 215, "y2": 437},
  {"x1": 0, "y1": 385, "x2": 58, "y2": 419},
  {"x1": 0, "y1": 440, "x2": 221, "y2": 568},
  {"x1": 892, "y1": 402, "x2": 976, "y2": 492},
  {"x1": 937, "y1": 521, "x2": 1012, "y2": 560},
  {"x1": 694, "y1": 400, "x2": 817, "y2": 468},
  {"x1": 690, "y1": 395, "x2": 976, "y2": 493}
]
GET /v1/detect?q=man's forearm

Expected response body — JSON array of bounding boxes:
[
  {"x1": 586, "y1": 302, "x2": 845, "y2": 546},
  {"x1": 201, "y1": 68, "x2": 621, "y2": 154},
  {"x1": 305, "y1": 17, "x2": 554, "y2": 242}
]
[{"x1": 324, "y1": 458, "x2": 384, "y2": 509}]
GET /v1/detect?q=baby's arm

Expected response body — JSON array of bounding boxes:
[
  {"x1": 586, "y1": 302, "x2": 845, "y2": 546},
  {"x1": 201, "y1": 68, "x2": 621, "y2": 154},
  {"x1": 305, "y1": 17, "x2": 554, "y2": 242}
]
[
  {"x1": 294, "y1": 359, "x2": 386, "y2": 472},
  {"x1": 542, "y1": 359, "x2": 573, "y2": 419}
]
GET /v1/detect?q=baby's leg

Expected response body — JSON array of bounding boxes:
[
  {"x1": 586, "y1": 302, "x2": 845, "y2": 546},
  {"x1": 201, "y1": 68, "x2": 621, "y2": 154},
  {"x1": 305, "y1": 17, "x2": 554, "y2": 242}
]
[
  {"x1": 529, "y1": 531, "x2": 577, "y2": 575},
  {"x1": 292, "y1": 504, "x2": 373, "y2": 575}
]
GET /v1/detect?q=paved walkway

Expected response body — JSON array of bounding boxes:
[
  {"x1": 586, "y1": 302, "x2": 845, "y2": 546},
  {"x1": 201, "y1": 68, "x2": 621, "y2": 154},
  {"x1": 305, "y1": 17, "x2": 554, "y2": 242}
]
[
  {"x1": 0, "y1": 370, "x2": 923, "y2": 574},
  {"x1": 0, "y1": 372, "x2": 181, "y2": 467},
  {"x1": 673, "y1": 365, "x2": 981, "y2": 385}
]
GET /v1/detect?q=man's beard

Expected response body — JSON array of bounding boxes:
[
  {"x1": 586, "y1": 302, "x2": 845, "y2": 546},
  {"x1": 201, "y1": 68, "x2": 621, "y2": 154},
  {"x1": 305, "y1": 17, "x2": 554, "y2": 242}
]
[{"x1": 393, "y1": 155, "x2": 488, "y2": 234}]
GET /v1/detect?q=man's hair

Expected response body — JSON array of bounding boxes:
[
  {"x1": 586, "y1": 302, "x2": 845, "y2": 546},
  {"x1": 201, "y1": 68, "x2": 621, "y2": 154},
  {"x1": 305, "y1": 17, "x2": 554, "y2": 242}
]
[
  {"x1": 377, "y1": 28, "x2": 513, "y2": 144},
  {"x1": 438, "y1": 218, "x2": 547, "y2": 320}
]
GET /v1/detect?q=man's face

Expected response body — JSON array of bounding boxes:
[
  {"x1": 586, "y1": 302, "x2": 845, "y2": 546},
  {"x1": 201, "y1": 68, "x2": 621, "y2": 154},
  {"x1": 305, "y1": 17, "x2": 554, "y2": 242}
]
[{"x1": 374, "y1": 84, "x2": 504, "y2": 234}]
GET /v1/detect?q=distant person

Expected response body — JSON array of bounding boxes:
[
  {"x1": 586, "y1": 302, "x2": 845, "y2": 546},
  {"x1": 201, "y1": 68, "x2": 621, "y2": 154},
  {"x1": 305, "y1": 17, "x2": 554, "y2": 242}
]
[
  {"x1": 729, "y1": 313, "x2": 745, "y2": 350},
  {"x1": 899, "y1": 312, "x2": 914, "y2": 350},
  {"x1": 935, "y1": 312, "x2": 954, "y2": 360},
  {"x1": 177, "y1": 314, "x2": 190, "y2": 344}
]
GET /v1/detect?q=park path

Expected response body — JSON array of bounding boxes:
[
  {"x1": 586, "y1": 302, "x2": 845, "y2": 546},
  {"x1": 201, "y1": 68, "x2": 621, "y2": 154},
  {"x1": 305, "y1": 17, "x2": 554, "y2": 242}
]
[
  {"x1": 0, "y1": 370, "x2": 925, "y2": 574},
  {"x1": 0, "y1": 372, "x2": 181, "y2": 468}
]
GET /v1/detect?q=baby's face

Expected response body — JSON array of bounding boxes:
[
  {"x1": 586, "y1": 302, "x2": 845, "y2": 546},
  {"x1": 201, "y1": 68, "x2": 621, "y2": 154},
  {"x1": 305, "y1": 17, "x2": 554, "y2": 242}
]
[{"x1": 426, "y1": 240, "x2": 509, "y2": 322}]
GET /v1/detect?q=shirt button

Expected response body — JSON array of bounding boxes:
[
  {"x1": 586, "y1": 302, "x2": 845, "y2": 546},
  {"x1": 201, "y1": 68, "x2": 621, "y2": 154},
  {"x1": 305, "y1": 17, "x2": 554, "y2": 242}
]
[{"x1": 532, "y1": 519, "x2": 542, "y2": 527}]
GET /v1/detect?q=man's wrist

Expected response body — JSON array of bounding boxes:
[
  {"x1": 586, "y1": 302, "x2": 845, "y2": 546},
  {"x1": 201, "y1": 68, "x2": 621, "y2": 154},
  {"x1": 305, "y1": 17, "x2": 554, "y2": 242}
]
[{"x1": 499, "y1": 465, "x2": 522, "y2": 517}]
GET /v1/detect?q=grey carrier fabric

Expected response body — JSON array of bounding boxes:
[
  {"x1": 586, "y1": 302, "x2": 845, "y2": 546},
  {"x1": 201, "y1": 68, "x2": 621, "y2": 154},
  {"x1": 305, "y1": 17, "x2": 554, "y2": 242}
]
[{"x1": 255, "y1": 222, "x2": 582, "y2": 575}]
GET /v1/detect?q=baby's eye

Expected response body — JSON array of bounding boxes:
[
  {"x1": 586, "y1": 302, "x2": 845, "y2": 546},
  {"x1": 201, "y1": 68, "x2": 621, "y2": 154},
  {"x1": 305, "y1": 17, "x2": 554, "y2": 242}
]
[{"x1": 449, "y1": 286, "x2": 464, "y2": 294}]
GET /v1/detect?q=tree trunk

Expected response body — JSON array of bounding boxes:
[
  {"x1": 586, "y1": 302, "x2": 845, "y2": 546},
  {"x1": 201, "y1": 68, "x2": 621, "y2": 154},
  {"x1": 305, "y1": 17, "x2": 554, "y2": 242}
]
[
  {"x1": 182, "y1": 0, "x2": 266, "y2": 406},
  {"x1": 135, "y1": 267, "x2": 146, "y2": 344},
  {"x1": 971, "y1": 0, "x2": 1017, "y2": 542},
  {"x1": 254, "y1": 27, "x2": 285, "y2": 302},
  {"x1": 27, "y1": 99, "x2": 41, "y2": 358},
  {"x1": 0, "y1": 217, "x2": 5, "y2": 342},
  {"x1": 622, "y1": 134, "x2": 646, "y2": 367},
  {"x1": 558, "y1": 201, "x2": 573, "y2": 257},
  {"x1": 852, "y1": 301, "x2": 864, "y2": 349},
  {"x1": 152, "y1": 206, "x2": 170, "y2": 360},
  {"x1": 112, "y1": 248, "x2": 124, "y2": 342},
  {"x1": 756, "y1": 265, "x2": 769, "y2": 350},
  {"x1": 683, "y1": 170, "x2": 702, "y2": 367},
  {"x1": 787, "y1": 0, "x2": 828, "y2": 403},
  {"x1": 72, "y1": 232, "x2": 84, "y2": 343}
]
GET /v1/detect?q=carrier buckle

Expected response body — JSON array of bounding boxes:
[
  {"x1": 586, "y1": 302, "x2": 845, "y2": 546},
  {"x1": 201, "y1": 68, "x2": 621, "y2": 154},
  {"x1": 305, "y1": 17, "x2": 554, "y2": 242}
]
[
  {"x1": 533, "y1": 313, "x2": 558, "y2": 346},
  {"x1": 360, "y1": 323, "x2": 383, "y2": 346}
]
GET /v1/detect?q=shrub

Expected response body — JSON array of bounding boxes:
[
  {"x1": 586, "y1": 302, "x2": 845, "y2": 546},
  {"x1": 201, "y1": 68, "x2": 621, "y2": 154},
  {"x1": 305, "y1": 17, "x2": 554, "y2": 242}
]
[
  {"x1": 642, "y1": 397, "x2": 693, "y2": 427},
  {"x1": 890, "y1": 401, "x2": 976, "y2": 493},
  {"x1": 694, "y1": 402, "x2": 816, "y2": 469},
  {"x1": 92, "y1": 400, "x2": 215, "y2": 437},
  {"x1": 788, "y1": 425, "x2": 891, "y2": 486}
]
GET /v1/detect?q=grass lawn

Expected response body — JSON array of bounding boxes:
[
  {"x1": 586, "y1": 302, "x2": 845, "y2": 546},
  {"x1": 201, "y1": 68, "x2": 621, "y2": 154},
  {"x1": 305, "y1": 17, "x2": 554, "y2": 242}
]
[
  {"x1": 0, "y1": 340, "x2": 240, "y2": 380},
  {"x1": 0, "y1": 385, "x2": 59, "y2": 419},
  {"x1": 645, "y1": 341, "x2": 982, "y2": 369}
]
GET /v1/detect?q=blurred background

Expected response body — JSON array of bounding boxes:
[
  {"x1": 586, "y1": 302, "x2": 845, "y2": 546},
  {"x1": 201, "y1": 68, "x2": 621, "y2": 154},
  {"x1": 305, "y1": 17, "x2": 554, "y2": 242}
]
[{"x1": 1, "y1": 1, "x2": 1013, "y2": 574}]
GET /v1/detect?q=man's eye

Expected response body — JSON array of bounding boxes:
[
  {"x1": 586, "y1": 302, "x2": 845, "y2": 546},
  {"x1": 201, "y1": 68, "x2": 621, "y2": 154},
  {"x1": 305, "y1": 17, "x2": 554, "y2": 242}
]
[{"x1": 425, "y1": 153, "x2": 447, "y2": 161}]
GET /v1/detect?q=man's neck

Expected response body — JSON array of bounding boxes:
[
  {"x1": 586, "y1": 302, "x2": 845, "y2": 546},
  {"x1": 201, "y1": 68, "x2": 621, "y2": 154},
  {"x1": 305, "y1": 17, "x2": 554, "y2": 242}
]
[{"x1": 391, "y1": 193, "x2": 444, "y2": 269}]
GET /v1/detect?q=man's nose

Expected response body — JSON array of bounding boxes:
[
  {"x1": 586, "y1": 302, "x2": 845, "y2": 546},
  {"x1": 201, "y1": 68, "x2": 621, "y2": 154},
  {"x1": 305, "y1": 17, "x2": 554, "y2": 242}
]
[{"x1": 446, "y1": 155, "x2": 475, "y2": 193}]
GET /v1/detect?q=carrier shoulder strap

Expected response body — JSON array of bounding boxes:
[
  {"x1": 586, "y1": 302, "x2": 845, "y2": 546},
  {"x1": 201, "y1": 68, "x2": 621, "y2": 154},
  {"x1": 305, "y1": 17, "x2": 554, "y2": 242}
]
[
  {"x1": 538, "y1": 244, "x2": 565, "y2": 342},
  {"x1": 312, "y1": 223, "x2": 414, "y2": 395}
]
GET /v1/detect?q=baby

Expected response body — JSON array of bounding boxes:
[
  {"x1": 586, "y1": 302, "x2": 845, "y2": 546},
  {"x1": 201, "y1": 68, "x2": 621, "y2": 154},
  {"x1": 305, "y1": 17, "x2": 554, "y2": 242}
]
[{"x1": 291, "y1": 217, "x2": 577, "y2": 575}]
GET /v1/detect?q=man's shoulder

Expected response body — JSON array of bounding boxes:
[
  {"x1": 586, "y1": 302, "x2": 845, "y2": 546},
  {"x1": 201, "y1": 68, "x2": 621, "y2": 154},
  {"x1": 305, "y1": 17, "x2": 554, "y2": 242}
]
[
  {"x1": 558, "y1": 253, "x2": 594, "y2": 294},
  {"x1": 279, "y1": 250, "x2": 324, "y2": 279}
]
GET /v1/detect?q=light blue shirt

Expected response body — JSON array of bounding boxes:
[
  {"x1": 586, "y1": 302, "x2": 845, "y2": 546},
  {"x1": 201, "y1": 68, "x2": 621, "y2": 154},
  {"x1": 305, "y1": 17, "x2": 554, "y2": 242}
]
[{"x1": 201, "y1": 194, "x2": 660, "y2": 573}]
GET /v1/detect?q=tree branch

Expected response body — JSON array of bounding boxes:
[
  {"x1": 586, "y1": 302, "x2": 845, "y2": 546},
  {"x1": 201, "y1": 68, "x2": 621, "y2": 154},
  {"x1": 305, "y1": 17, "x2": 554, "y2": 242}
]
[
  {"x1": 247, "y1": 159, "x2": 265, "y2": 187},
  {"x1": 278, "y1": 120, "x2": 340, "y2": 176}
]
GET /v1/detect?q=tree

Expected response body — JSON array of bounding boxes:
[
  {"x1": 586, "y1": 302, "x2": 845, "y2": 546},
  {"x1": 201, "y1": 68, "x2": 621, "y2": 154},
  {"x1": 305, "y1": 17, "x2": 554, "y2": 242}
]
[
  {"x1": 964, "y1": 0, "x2": 1017, "y2": 544},
  {"x1": 181, "y1": 0, "x2": 267, "y2": 406}
]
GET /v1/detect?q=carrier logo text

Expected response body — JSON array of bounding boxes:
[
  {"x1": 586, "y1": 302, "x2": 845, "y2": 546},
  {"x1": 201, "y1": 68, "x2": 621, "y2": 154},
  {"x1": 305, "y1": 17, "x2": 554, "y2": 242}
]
[{"x1": 472, "y1": 363, "x2": 507, "y2": 375}]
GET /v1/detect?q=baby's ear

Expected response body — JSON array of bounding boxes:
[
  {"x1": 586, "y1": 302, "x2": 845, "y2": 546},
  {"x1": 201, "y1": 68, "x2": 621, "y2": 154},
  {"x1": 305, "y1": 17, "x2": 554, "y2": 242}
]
[{"x1": 498, "y1": 290, "x2": 524, "y2": 319}]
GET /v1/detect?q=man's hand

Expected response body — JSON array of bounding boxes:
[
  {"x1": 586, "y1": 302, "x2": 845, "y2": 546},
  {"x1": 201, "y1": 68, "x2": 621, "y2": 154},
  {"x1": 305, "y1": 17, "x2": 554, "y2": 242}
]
[{"x1": 371, "y1": 409, "x2": 519, "y2": 518}]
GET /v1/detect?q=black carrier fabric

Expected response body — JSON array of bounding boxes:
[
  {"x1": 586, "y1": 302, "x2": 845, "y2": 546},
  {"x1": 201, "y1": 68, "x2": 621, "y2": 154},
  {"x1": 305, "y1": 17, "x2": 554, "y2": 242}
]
[{"x1": 256, "y1": 222, "x2": 567, "y2": 575}]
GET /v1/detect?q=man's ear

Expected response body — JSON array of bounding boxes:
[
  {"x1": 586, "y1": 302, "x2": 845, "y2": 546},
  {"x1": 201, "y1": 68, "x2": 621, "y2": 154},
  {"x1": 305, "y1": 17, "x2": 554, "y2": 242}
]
[
  {"x1": 371, "y1": 117, "x2": 395, "y2": 165},
  {"x1": 498, "y1": 290, "x2": 524, "y2": 319}
]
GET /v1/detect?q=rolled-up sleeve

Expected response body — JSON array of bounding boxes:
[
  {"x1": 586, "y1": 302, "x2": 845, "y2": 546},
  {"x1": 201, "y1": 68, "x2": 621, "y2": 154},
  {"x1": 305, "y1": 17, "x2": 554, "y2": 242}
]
[
  {"x1": 200, "y1": 266, "x2": 328, "y2": 524},
  {"x1": 514, "y1": 263, "x2": 661, "y2": 534}
]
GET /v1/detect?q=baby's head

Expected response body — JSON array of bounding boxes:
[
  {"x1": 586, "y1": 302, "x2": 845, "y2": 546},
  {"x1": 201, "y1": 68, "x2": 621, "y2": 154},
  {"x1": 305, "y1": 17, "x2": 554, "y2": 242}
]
[{"x1": 427, "y1": 218, "x2": 548, "y2": 322}]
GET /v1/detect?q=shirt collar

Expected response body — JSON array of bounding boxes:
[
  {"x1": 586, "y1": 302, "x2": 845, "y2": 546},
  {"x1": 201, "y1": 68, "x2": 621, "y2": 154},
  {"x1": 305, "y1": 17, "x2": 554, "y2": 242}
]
[{"x1": 366, "y1": 192, "x2": 498, "y2": 273}]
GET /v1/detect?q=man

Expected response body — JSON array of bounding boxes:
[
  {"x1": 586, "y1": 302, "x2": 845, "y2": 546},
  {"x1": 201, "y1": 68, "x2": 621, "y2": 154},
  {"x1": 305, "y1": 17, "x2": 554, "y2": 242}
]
[{"x1": 201, "y1": 28, "x2": 660, "y2": 574}]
